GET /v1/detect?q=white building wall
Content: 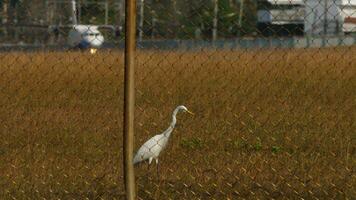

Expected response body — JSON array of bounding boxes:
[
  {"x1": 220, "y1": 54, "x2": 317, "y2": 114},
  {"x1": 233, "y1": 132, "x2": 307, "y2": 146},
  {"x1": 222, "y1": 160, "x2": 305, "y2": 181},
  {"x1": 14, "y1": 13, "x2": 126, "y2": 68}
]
[
  {"x1": 265, "y1": 0, "x2": 304, "y2": 5},
  {"x1": 304, "y1": 0, "x2": 343, "y2": 35},
  {"x1": 339, "y1": 0, "x2": 356, "y2": 32},
  {"x1": 258, "y1": 0, "x2": 356, "y2": 35},
  {"x1": 258, "y1": 7, "x2": 304, "y2": 24}
]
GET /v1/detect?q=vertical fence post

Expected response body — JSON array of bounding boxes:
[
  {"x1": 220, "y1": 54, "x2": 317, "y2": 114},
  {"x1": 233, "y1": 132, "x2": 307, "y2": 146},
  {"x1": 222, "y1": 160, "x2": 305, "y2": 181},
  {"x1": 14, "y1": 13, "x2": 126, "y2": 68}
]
[
  {"x1": 123, "y1": 0, "x2": 137, "y2": 199},
  {"x1": 105, "y1": 0, "x2": 109, "y2": 25},
  {"x1": 212, "y1": 0, "x2": 218, "y2": 41},
  {"x1": 238, "y1": 0, "x2": 244, "y2": 29},
  {"x1": 138, "y1": 0, "x2": 145, "y2": 42}
]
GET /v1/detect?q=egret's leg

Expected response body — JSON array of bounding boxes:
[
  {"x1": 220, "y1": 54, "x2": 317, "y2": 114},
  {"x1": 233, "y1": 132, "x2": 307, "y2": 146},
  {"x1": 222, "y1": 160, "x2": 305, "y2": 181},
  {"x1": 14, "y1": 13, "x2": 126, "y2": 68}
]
[
  {"x1": 148, "y1": 157, "x2": 153, "y2": 170},
  {"x1": 155, "y1": 158, "x2": 159, "y2": 177}
]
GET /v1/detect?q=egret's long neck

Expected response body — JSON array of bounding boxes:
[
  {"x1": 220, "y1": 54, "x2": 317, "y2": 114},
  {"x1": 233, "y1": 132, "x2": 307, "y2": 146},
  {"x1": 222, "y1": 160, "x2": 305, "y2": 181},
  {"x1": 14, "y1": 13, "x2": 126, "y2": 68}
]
[
  {"x1": 164, "y1": 108, "x2": 180, "y2": 138},
  {"x1": 170, "y1": 109, "x2": 179, "y2": 128}
]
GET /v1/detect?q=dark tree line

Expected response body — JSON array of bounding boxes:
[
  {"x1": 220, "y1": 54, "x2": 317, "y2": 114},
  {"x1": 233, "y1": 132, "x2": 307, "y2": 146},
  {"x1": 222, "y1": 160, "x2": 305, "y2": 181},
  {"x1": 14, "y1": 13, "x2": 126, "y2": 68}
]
[
  {"x1": 139, "y1": 0, "x2": 258, "y2": 39},
  {"x1": 1, "y1": 0, "x2": 259, "y2": 42}
]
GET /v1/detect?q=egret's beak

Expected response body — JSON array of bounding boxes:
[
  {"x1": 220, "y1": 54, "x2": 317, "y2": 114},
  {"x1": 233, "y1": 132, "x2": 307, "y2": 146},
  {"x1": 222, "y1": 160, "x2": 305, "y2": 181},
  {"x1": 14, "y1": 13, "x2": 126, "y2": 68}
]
[{"x1": 187, "y1": 110, "x2": 194, "y2": 115}]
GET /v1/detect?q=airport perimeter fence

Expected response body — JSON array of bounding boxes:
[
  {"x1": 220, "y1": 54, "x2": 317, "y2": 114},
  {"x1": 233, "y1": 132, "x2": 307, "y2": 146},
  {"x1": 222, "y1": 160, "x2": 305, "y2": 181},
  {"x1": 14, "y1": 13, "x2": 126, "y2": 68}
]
[{"x1": 0, "y1": 0, "x2": 355, "y2": 199}]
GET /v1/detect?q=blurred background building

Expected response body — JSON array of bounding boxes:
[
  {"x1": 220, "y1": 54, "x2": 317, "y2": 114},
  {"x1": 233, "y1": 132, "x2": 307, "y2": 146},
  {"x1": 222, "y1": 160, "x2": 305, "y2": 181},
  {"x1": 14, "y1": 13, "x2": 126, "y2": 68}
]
[
  {"x1": 257, "y1": 0, "x2": 356, "y2": 36},
  {"x1": 0, "y1": 0, "x2": 355, "y2": 48}
]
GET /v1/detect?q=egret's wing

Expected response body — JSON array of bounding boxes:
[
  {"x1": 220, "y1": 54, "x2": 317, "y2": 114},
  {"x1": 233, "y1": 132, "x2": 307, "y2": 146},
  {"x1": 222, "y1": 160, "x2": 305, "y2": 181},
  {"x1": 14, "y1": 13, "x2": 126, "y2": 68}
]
[{"x1": 133, "y1": 134, "x2": 167, "y2": 164}]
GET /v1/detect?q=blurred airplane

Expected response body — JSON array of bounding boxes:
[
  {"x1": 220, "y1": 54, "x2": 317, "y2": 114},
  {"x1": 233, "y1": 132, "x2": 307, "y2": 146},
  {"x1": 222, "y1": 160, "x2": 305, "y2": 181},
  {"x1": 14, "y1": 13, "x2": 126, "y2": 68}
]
[
  {"x1": 0, "y1": 0, "x2": 121, "y2": 53},
  {"x1": 66, "y1": 0, "x2": 121, "y2": 52}
]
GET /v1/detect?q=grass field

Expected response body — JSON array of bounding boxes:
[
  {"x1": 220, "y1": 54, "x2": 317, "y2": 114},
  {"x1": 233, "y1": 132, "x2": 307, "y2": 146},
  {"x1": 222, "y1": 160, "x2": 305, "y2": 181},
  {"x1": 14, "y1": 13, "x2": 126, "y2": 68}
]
[{"x1": 0, "y1": 47, "x2": 355, "y2": 199}]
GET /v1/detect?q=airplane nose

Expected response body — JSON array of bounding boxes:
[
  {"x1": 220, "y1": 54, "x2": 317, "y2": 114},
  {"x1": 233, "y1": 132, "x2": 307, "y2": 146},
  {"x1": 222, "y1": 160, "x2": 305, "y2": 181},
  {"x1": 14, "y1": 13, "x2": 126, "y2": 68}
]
[
  {"x1": 81, "y1": 35, "x2": 104, "y2": 48},
  {"x1": 89, "y1": 36, "x2": 104, "y2": 48}
]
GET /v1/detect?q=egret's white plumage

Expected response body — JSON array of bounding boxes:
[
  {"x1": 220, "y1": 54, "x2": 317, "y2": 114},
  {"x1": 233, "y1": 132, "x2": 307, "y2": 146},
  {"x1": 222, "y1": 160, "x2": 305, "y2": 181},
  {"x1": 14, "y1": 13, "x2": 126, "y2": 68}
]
[{"x1": 133, "y1": 105, "x2": 193, "y2": 168}]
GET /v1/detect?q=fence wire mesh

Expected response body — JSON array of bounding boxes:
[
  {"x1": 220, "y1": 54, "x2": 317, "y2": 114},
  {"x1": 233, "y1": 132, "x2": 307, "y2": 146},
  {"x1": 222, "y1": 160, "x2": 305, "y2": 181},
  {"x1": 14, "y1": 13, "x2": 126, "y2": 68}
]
[{"x1": 1, "y1": 0, "x2": 356, "y2": 199}]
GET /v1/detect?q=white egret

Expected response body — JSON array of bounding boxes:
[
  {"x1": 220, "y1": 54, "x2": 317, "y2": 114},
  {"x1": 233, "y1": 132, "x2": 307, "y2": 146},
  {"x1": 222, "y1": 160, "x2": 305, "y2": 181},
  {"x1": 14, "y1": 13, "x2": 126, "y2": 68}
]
[{"x1": 133, "y1": 105, "x2": 194, "y2": 175}]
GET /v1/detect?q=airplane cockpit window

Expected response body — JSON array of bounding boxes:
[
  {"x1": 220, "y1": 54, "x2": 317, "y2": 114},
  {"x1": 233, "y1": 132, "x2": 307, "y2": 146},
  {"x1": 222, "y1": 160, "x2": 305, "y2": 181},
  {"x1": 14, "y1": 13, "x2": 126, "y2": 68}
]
[{"x1": 84, "y1": 33, "x2": 100, "y2": 37}]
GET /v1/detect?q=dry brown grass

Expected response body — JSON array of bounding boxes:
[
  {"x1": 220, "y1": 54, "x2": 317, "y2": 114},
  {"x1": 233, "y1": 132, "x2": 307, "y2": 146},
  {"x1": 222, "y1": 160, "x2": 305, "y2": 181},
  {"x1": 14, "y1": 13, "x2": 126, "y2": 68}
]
[{"x1": 0, "y1": 47, "x2": 355, "y2": 199}]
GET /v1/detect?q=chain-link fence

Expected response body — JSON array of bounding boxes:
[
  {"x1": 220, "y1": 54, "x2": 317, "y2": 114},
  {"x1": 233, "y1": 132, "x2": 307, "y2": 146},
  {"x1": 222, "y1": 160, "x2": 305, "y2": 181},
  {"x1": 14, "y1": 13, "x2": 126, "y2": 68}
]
[{"x1": 1, "y1": 0, "x2": 355, "y2": 199}]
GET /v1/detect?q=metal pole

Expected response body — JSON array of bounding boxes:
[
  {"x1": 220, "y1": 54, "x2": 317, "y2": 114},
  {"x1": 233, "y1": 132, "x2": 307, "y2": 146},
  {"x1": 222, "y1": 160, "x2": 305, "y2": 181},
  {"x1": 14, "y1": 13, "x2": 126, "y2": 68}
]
[
  {"x1": 45, "y1": 0, "x2": 49, "y2": 24},
  {"x1": 105, "y1": 0, "x2": 109, "y2": 25},
  {"x1": 139, "y1": 0, "x2": 145, "y2": 42},
  {"x1": 2, "y1": 1, "x2": 8, "y2": 37},
  {"x1": 116, "y1": 0, "x2": 124, "y2": 31},
  {"x1": 151, "y1": 12, "x2": 156, "y2": 39},
  {"x1": 70, "y1": 0, "x2": 78, "y2": 25},
  {"x1": 78, "y1": 0, "x2": 81, "y2": 24},
  {"x1": 238, "y1": 0, "x2": 244, "y2": 29},
  {"x1": 123, "y1": 0, "x2": 137, "y2": 199},
  {"x1": 212, "y1": 0, "x2": 218, "y2": 41},
  {"x1": 237, "y1": 0, "x2": 244, "y2": 36},
  {"x1": 173, "y1": 0, "x2": 177, "y2": 38},
  {"x1": 323, "y1": 0, "x2": 327, "y2": 35}
]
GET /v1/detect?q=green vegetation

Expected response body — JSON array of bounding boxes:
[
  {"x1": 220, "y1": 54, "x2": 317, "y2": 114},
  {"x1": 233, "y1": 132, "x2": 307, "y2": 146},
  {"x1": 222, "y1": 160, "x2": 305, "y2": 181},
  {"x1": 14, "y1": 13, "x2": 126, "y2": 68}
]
[
  {"x1": 271, "y1": 145, "x2": 281, "y2": 154},
  {"x1": 180, "y1": 137, "x2": 204, "y2": 149}
]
